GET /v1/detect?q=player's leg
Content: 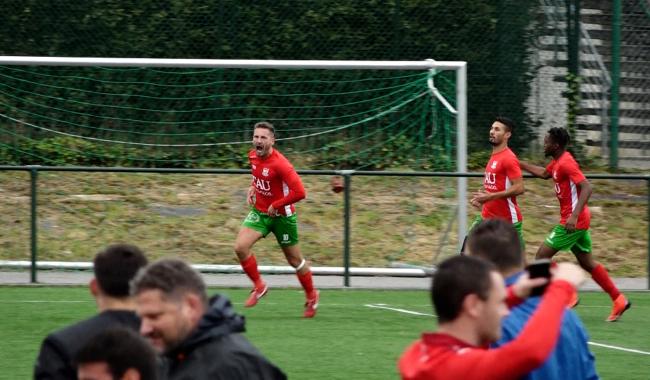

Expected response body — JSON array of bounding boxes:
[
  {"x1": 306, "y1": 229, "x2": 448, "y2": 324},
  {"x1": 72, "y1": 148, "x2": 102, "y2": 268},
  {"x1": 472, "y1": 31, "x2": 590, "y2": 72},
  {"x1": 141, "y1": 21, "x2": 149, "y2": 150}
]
[
  {"x1": 570, "y1": 231, "x2": 631, "y2": 321},
  {"x1": 513, "y1": 221, "x2": 526, "y2": 256},
  {"x1": 235, "y1": 209, "x2": 270, "y2": 307},
  {"x1": 536, "y1": 225, "x2": 564, "y2": 260},
  {"x1": 534, "y1": 242, "x2": 559, "y2": 260},
  {"x1": 273, "y1": 214, "x2": 319, "y2": 318},
  {"x1": 538, "y1": 225, "x2": 578, "y2": 307},
  {"x1": 281, "y1": 244, "x2": 319, "y2": 318},
  {"x1": 460, "y1": 215, "x2": 483, "y2": 255}
]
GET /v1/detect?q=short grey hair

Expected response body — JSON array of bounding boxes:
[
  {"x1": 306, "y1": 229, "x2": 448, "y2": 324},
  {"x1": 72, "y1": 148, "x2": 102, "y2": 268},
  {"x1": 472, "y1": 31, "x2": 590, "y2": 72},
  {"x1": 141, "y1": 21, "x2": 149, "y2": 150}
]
[{"x1": 131, "y1": 258, "x2": 207, "y2": 305}]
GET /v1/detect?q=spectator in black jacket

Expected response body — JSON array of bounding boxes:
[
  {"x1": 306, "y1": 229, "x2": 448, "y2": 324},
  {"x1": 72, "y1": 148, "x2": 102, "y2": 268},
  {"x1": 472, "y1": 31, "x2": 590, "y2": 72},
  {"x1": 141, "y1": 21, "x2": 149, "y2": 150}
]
[
  {"x1": 75, "y1": 327, "x2": 158, "y2": 380},
  {"x1": 34, "y1": 243, "x2": 148, "y2": 380},
  {"x1": 131, "y1": 258, "x2": 286, "y2": 380}
]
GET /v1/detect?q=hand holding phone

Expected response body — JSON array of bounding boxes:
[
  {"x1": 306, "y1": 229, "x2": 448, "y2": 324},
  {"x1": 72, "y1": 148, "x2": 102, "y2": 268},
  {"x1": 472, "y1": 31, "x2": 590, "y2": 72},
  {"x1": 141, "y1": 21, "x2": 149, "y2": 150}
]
[{"x1": 526, "y1": 259, "x2": 551, "y2": 296}]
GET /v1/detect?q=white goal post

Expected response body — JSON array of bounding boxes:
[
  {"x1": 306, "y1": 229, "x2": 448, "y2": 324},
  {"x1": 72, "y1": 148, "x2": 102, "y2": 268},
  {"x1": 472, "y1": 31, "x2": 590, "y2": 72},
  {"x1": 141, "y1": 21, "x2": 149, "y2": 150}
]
[{"x1": 0, "y1": 56, "x2": 468, "y2": 259}]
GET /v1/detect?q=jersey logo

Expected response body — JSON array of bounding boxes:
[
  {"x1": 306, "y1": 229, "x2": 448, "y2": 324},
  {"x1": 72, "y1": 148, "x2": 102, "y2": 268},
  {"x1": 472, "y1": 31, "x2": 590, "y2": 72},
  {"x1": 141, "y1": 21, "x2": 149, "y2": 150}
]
[
  {"x1": 252, "y1": 164, "x2": 256, "y2": 170},
  {"x1": 484, "y1": 172, "x2": 496, "y2": 185},
  {"x1": 245, "y1": 211, "x2": 260, "y2": 222},
  {"x1": 553, "y1": 170, "x2": 557, "y2": 180},
  {"x1": 254, "y1": 177, "x2": 271, "y2": 191},
  {"x1": 262, "y1": 168, "x2": 269, "y2": 176},
  {"x1": 491, "y1": 160, "x2": 498, "y2": 169}
]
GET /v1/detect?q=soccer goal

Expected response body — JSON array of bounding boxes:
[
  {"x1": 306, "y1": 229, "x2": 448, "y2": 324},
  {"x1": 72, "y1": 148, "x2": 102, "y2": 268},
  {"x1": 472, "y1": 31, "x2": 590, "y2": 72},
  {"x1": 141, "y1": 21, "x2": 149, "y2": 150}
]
[{"x1": 0, "y1": 56, "x2": 468, "y2": 272}]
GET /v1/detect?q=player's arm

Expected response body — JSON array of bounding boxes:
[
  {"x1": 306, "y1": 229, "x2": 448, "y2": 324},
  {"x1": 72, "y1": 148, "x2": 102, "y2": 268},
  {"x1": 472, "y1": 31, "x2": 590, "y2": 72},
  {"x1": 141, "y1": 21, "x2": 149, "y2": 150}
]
[
  {"x1": 520, "y1": 161, "x2": 551, "y2": 179},
  {"x1": 443, "y1": 265, "x2": 582, "y2": 379},
  {"x1": 270, "y1": 166, "x2": 306, "y2": 212},
  {"x1": 565, "y1": 179, "x2": 592, "y2": 232},
  {"x1": 247, "y1": 186, "x2": 255, "y2": 205},
  {"x1": 471, "y1": 177, "x2": 524, "y2": 204}
]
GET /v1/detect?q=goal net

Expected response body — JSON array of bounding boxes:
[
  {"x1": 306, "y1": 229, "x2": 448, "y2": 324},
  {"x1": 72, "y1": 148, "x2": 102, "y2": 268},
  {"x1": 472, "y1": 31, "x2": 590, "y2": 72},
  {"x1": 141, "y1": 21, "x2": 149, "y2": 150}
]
[{"x1": 0, "y1": 58, "x2": 462, "y2": 172}]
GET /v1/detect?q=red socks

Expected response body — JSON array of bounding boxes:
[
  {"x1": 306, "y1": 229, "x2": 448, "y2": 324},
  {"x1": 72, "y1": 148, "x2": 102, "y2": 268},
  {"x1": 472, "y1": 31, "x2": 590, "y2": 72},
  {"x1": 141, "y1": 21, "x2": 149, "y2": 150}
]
[
  {"x1": 591, "y1": 264, "x2": 621, "y2": 301},
  {"x1": 297, "y1": 270, "x2": 315, "y2": 296},
  {"x1": 240, "y1": 255, "x2": 264, "y2": 288}
]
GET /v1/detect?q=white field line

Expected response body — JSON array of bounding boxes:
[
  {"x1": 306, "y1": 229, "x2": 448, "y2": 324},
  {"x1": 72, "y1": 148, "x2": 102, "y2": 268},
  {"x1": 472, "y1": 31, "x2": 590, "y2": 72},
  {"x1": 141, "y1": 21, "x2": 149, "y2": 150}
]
[
  {"x1": 588, "y1": 342, "x2": 650, "y2": 356},
  {"x1": 365, "y1": 303, "x2": 650, "y2": 356},
  {"x1": 365, "y1": 303, "x2": 435, "y2": 317}
]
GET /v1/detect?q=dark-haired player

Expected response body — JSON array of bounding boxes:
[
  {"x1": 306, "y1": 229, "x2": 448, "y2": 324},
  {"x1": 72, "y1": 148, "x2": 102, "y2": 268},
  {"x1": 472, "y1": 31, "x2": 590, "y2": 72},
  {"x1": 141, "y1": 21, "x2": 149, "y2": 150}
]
[
  {"x1": 234, "y1": 121, "x2": 319, "y2": 318},
  {"x1": 35, "y1": 244, "x2": 149, "y2": 379},
  {"x1": 461, "y1": 116, "x2": 525, "y2": 254},
  {"x1": 520, "y1": 127, "x2": 630, "y2": 322}
]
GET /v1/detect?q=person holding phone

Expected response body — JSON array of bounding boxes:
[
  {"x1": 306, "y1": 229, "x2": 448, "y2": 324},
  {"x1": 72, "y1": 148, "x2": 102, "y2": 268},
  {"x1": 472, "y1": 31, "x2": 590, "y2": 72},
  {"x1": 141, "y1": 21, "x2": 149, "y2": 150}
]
[
  {"x1": 398, "y1": 254, "x2": 586, "y2": 380},
  {"x1": 466, "y1": 219, "x2": 598, "y2": 380}
]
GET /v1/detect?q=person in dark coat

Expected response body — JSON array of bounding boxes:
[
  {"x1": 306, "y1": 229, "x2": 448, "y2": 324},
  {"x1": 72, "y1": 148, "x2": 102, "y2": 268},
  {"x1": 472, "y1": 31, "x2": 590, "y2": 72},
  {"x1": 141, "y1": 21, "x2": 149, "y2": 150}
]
[
  {"x1": 34, "y1": 243, "x2": 149, "y2": 380},
  {"x1": 131, "y1": 258, "x2": 286, "y2": 380}
]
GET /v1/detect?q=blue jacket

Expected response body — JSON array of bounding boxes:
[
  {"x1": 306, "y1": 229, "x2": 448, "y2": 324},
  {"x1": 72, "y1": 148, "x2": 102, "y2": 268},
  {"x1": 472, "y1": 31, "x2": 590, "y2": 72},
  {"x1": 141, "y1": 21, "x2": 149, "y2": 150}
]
[{"x1": 492, "y1": 272, "x2": 599, "y2": 380}]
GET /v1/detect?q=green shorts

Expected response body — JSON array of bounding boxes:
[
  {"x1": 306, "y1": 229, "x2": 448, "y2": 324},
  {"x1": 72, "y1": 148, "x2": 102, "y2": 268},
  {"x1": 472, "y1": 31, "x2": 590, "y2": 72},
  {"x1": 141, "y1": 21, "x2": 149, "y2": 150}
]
[
  {"x1": 469, "y1": 215, "x2": 525, "y2": 249},
  {"x1": 544, "y1": 225, "x2": 592, "y2": 253},
  {"x1": 242, "y1": 208, "x2": 299, "y2": 246}
]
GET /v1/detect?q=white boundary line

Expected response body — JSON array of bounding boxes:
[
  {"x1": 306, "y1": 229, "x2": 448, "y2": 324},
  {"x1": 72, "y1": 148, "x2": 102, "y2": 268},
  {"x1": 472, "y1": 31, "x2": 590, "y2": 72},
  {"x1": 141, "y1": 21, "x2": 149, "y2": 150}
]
[
  {"x1": 588, "y1": 342, "x2": 650, "y2": 356},
  {"x1": 364, "y1": 303, "x2": 650, "y2": 356},
  {"x1": 365, "y1": 303, "x2": 434, "y2": 317}
]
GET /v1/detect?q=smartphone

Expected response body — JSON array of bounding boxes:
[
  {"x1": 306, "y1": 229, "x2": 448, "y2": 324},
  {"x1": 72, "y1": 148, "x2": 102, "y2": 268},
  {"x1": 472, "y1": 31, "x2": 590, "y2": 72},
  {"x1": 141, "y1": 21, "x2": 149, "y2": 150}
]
[{"x1": 526, "y1": 259, "x2": 551, "y2": 296}]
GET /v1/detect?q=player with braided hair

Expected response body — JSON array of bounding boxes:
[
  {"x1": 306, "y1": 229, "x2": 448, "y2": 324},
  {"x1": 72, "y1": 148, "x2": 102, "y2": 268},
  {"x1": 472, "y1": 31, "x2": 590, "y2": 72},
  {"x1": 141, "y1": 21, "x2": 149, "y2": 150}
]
[{"x1": 520, "y1": 127, "x2": 630, "y2": 322}]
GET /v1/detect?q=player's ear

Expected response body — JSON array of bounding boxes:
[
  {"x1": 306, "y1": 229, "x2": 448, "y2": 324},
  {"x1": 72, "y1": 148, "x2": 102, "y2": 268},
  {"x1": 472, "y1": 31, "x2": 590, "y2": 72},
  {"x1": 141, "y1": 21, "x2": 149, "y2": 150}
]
[
  {"x1": 182, "y1": 293, "x2": 205, "y2": 324},
  {"x1": 463, "y1": 293, "x2": 483, "y2": 319},
  {"x1": 89, "y1": 278, "x2": 100, "y2": 297}
]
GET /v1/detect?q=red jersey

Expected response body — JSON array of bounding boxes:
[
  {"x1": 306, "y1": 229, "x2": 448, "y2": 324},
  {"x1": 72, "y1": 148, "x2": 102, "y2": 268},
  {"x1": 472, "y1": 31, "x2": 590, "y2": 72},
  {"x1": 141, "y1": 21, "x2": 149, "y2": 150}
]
[
  {"x1": 249, "y1": 149, "x2": 306, "y2": 216},
  {"x1": 398, "y1": 281, "x2": 574, "y2": 380},
  {"x1": 481, "y1": 148, "x2": 523, "y2": 223},
  {"x1": 545, "y1": 151, "x2": 591, "y2": 229}
]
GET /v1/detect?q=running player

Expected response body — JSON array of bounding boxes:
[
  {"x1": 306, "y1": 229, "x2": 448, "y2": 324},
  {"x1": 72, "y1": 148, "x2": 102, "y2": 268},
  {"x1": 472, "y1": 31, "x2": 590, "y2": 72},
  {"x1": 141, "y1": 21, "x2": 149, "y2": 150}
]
[
  {"x1": 461, "y1": 117, "x2": 525, "y2": 254},
  {"x1": 520, "y1": 127, "x2": 631, "y2": 322},
  {"x1": 234, "y1": 121, "x2": 319, "y2": 318}
]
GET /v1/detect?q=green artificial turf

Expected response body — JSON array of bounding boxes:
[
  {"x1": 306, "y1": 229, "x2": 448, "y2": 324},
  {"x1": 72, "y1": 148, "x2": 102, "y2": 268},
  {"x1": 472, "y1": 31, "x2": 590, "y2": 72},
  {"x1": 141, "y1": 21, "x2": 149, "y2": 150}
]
[{"x1": 0, "y1": 287, "x2": 648, "y2": 379}]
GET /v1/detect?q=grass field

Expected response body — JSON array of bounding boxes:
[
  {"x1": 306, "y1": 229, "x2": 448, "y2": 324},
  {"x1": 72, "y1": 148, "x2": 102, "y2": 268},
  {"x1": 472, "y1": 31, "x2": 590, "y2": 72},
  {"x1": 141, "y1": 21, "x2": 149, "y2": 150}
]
[{"x1": 1, "y1": 286, "x2": 648, "y2": 379}]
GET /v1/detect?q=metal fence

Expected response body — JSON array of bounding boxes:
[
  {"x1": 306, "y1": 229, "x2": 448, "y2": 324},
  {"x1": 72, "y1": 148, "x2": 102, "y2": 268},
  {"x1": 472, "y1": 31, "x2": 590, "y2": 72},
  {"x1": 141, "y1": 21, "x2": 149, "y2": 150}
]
[{"x1": 0, "y1": 166, "x2": 647, "y2": 288}]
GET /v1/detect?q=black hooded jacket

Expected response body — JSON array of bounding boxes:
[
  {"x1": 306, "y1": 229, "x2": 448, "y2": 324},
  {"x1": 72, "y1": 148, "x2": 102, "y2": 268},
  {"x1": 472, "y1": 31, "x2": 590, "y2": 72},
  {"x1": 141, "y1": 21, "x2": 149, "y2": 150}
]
[
  {"x1": 163, "y1": 294, "x2": 286, "y2": 380},
  {"x1": 34, "y1": 310, "x2": 140, "y2": 380}
]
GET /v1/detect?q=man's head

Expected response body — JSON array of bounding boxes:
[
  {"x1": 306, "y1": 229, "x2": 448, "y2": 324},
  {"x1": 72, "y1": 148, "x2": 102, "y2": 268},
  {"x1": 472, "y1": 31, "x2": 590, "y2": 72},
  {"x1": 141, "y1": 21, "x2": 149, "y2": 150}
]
[
  {"x1": 252, "y1": 121, "x2": 276, "y2": 158},
  {"x1": 489, "y1": 116, "x2": 515, "y2": 147},
  {"x1": 92, "y1": 244, "x2": 148, "y2": 298},
  {"x1": 466, "y1": 219, "x2": 524, "y2": 275},
  {"x1": 543, "y1": 127, "x2": 570, "y2": 157},
  {"x1": 131, "y1": 259, "x2": 208, "y2": 353},
  {"x1": 75, "y1": 327, "x2": 158, "y2": 380},
  {"x1": 432, "y1": 256, "x2": 509, "y2": 345}
]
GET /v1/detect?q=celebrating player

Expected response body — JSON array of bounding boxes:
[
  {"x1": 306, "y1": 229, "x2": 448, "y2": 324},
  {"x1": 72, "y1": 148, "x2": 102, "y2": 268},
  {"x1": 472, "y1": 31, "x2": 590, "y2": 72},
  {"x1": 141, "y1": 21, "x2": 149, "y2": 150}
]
[
  {"x1": 520, "y1": 127, "x2": 631, "y2": 322},
  {"x1": 461, "y1": 117, "x2": 525, "y2": 254},
  {"x1": 234, "y1": 121, "x2": 319, "y2": 318}
]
